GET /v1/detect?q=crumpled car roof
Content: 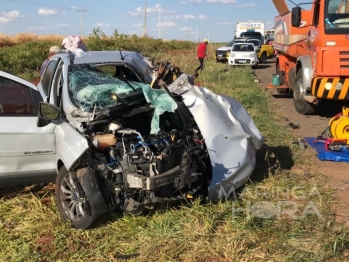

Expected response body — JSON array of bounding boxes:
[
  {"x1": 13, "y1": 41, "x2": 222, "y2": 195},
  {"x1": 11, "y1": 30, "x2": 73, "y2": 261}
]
[{"x1": 56, "y1": 51, "x2": 154, "y2": 84}]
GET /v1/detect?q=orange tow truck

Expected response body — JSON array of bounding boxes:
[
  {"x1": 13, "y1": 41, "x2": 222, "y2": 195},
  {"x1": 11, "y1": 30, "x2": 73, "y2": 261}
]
[{"x1": 270, "y1": 0, "x2": 349, "y2": 114}]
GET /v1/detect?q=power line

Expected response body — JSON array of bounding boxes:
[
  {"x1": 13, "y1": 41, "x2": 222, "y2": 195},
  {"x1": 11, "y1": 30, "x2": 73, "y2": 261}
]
[
  {"x1": 158, "y1": 4, "x2": 161, "y2": 39},
  {"x1": 0, "y1": 0, "x2": 90, "y2": 36},
  {"x1": 0, "y1": 0, "x2": 78, "y2": 11},
  {"x1": 0, "y1": 0, "x2": 178, "y2": 38},
  {"x1": 128, "y1": 0, "x2": 143, "y2": 3},
  {"x1": 187, "y1": 19, "x2": 190, "y2": 41}
]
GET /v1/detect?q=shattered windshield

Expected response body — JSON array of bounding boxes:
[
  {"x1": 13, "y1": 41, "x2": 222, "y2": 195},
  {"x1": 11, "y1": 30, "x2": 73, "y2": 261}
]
[
  {"x1": 248, "y1": 40, "x2": 260, "y2": 47},
  {"x1": 325, "y1": 0, "x2": 349, "y2": 33},
  {"x1": 69, "y1": 64, "x2": 145, "y2": 112},
  {"x1": 226, "y1": 40, "x2": 235, "y2": 47}
]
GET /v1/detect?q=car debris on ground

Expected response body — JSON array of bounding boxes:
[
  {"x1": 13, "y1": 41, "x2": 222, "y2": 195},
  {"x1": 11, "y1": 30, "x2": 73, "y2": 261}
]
[{"x1": 292, "y1": 138, "x2": 307, "y2": 150}]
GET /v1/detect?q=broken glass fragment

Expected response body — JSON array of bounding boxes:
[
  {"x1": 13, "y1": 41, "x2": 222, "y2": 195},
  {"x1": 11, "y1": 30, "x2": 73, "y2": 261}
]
[{"x1": 141, "y1": 84, "x2": 178, "y2": 134}]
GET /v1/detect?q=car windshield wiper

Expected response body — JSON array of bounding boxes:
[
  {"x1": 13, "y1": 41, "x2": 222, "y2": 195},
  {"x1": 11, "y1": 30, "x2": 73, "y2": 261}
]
[{"x1": 113, "y1": 75, "x2": 137, "y2": 91}]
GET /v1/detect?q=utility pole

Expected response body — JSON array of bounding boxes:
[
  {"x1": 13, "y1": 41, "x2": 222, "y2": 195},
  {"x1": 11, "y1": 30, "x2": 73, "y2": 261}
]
[
  {"x1": 77, "y1": 9, "x2": 86, "y2": 37},
  {"x1": 158, "y1": 4, "x2": 161, "y2": 39},
  {"x1": 196, "y1": 26, "x2": 197, "y2": 42},
  {"x1": 187, "y1": 19, "x2": 189, "y2": 41},
  {"x1": 144, "y1": 0, "x2": 147, "y2": 36}
]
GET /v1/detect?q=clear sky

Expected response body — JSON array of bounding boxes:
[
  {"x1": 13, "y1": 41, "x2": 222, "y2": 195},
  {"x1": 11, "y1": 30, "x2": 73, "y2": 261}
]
[{"x1": 0, "y1": 0, "x2": 281, "y2": 42}]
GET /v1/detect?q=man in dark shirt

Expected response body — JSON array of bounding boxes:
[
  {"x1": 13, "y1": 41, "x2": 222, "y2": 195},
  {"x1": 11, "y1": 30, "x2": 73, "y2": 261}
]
[{"x1": 195, "y1": 39, "x2": 208, "y2": 75}]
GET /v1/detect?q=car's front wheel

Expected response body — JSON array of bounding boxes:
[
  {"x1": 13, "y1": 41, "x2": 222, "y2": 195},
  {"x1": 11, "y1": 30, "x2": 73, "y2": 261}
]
[
  {"x1": 55, "y1": 166, "x2": 99, "y2": 229},
  {"x1": 293, "y1": 70, "x2": 315, "y2": 115}
]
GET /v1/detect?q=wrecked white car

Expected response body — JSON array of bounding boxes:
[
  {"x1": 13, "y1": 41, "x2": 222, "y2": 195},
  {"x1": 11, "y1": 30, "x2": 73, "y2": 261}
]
[{"x1": 0, "y1": 50, "x2": 263, "y2": 229}]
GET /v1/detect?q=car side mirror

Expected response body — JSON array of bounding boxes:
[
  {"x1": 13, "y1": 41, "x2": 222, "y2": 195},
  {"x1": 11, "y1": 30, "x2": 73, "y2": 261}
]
[
  {"x1": 39, "y1": 102, "x2": 60, "y2": 120},
  {"x1": 291, "y1": 6, "x2": 301, "y2": 27},
  {"x1": 37, "y1": 102, "x2": 61, "y2": 127}
]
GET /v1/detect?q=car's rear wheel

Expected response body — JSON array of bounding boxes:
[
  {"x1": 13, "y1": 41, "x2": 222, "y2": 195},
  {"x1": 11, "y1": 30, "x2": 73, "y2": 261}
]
[
  {"x1": 259, "y1": 52, "x2": 267, "y2": 63},
  {"x1": 55, "y1": 166, "x2": 99, "y2": 229}
]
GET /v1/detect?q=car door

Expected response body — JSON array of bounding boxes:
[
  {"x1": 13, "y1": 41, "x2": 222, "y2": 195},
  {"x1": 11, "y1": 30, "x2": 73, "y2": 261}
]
[
  {"x1": 44, "y1": 58, "x2": 89, "y2": 171},
  {"x1": 0, "y1": 71, "x2": 56, "y2": 186}
]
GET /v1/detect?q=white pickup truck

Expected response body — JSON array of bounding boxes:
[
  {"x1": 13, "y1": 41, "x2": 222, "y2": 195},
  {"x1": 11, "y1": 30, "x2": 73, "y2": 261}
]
[{"x1": 0, "y1": 50, "x2": 263, "y2": 229}]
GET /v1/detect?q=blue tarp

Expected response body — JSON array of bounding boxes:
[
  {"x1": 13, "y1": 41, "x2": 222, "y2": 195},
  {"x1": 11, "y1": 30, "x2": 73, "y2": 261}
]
[{"x1": 305, "y1": 137, "x2": 349, "y2": 162}]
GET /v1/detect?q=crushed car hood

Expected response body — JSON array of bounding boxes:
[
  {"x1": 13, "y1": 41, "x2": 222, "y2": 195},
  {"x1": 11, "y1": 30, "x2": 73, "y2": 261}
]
[{"x1": 168, "y1": 74, "x2": 264, "y2": 199}]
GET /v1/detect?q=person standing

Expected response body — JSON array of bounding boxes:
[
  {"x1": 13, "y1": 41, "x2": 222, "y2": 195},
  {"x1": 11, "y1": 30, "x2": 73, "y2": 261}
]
[
  {"x1": 39, "y1": 46, "x2": 60, "y2": 76},
  {"x1": 195, "y1": 39, "x2": 208, "y2": 75}
]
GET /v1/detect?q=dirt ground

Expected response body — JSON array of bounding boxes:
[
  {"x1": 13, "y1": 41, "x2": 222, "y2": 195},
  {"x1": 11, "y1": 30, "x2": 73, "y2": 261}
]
[{"x1": 254, "y1": 58, "x2": 349, "y2": 225}]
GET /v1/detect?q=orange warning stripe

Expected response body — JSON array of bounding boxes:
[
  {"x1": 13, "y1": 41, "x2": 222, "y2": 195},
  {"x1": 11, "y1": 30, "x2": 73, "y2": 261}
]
[{"x1": 311, "y1": 77, "x2": 349, "y2": 100}]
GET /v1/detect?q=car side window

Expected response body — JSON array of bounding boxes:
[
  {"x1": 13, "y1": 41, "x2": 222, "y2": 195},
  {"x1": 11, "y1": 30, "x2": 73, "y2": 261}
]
[
  {"x1": 0, "y1": 76, "x2": 36, "y2": 115},
  {"x1": 41, "y1": 60, "x2": 59, "y2": 96},
  {"x1": 114, "y1": 65, "x2": 141, "y2": 82},
  {"x1": 50, "y1": 63, "x2": 64, "y2": 109}
]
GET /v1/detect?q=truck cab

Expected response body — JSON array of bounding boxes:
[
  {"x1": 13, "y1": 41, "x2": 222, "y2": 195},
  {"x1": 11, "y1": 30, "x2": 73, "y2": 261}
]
[
  {"x1": 239, "y1": 31, "x2": 264, "y2": 45},
  {"x1": 265, "y1": 29, "x2": 275, "y2": 44},
  {"x1": 272, "y1": 0, "x2": 349, "y2": 114}
]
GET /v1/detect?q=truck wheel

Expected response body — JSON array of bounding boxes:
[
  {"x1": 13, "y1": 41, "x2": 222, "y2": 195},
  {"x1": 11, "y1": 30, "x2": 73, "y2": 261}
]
[
  {"x1": 259, "y1": 52, "x2": 267, "y2": 63},
  {"x1": 55, "y1": 166, "x2": 99, "y2": 229},
  {"x1": 293, "y1": 70, "x2": 315, "y2": 115}
]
